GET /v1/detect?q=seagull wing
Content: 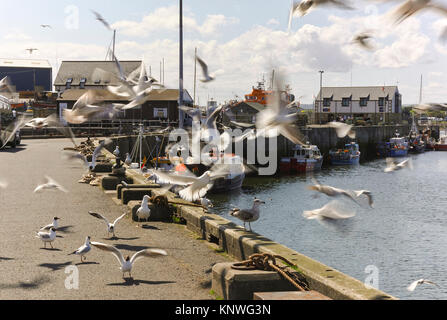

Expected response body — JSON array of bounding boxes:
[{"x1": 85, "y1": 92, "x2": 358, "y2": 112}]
[
  {"x1": 150, "y1": 170, "x2": 198, "y2": 186},
  {"x1": 88, "y1": 211, "x2": 110, "y2": 226},
  {"x1": 0, "y1": 115, "x2": 28, "y2": 148},
  {"x1": 90, "y1": 242, "x2": 125, "y2": 266},
  {"x1": 407, "y1": 280, "x2": 422, "y2": 292},
  {"x1": 112, "y1": 213, "x2": 127, "y2": 226},
  {"x1": 45, "y1": 175, "x2": 68, "y2": 193},
  {"x1": 130, "y1": 249, "x2": 168, "y2": 265},
  {"x1": 196, "y1": 56, "x2": 210, "y2": 80},
  {"x1": 278, "y1": 124, "x2": 306, "y2": 145}
]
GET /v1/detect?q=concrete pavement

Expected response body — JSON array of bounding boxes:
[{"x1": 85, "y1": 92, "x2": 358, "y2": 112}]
[{"x1": 0, "y1": 138, "x2": 231, "y2": 300}]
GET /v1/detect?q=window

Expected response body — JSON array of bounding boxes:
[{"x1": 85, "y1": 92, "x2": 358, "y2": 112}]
[
  {"x1": 379, "y1": 107, "x2": 384, "y2": 113},
  {"x1": 80, "y1": 78, "x2": 87, "y2": 89},
  {"x1": 323, "y1": 98, "x2": 331, "y2": 107},
  {"x1": 65, "y1": 78, "x2": 73, "y2": 89},
  {"x1": 360, "y1": 97, "x2": 368, "y2": 107},
  {"x1": 378, "y1": 97, "x2": 385, "y2": 107},
  {"x1": 342, "y1": 98, "x2": 350, "y2": 107}
]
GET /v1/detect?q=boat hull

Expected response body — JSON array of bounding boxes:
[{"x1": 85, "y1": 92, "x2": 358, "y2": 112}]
[
  {"x1": 280, "y1": 158, "x2": 323, "y2": 173},
  {"x1": 435, "y1": 144, "x2": 447, "y2": 151},
  {"x1": 329, "y1": 156, "x2": 360, "y2": 166}
]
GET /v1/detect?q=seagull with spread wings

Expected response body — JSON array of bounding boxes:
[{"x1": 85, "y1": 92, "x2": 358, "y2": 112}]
[
  {"x1": 90, "y1": 242, "x2": 167, "y2": 278},
  {"x1": 407, "y1": 279, "x2": 440, "y2": 292},
  {"x1": 196, "y1": 56, "x2": 215, "y2": 83},
  {"x1": 88, "y1": 211, "x2": 127, "y2": 238}
]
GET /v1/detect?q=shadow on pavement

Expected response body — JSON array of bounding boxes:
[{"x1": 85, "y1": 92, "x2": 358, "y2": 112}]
[
  {"x1": 103, "y1": 236, "x2": 140, "y2": 241},
  {"x1": 38, "y1": 261, "x2": 72, "y2": 271},
  {"x1": 0, "y1": 275, "x2": 51, "y2": 290},
  {"x1": 107, "y1": 278, "x2": 176, "y2": 287},
  {"x1": 0, "y1": 257, "x2": 14, "y2": 261}
]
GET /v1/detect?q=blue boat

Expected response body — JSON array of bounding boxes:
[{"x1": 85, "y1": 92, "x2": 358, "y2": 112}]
[
  {"x1": 377, "y1": 133, "x2": 409, "y2": 158},
  {"x1": 329, "y1": 142, "x2": 361, "y2": 165}
]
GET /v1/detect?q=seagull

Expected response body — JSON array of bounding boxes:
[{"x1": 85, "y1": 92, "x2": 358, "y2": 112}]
[
  {"x1": 291, "y1": 0, "x2": 354, "y2": 18},
  {"x1": 40, "y1": 24, "x2": 52, "y2": 29},
  {"x1": 407, "y1": 279, "x2": 440, "y2": 292},
  {"x1": 303, "y1": 200, "x2": 356, "y2": 221},
  {"x1": 201, "y1": 197, "x2": 214, "y2": 208},
  {"x1": 70, "y1": 236, "x2": 92, "y2": 263},
  {"x1": 26, "y1": 48, "x2": 38, "y2": 54},
  {"x1": 352, "y1": 31, "x2": 375, "y2": 51},
  {"x1": 36, "y1": 227, "x2": 57, "y2": 249},
  {"x1": 328, "y1": 121, "x2": 356, "y2": 139},
  {"x1": 0, "y1": 76, "x2": 14, "y2": 93},
  {"x1": 83, "y1": 139, "x2": 112, "y2": 171},
  {"x1": 40, "y1": 217, "x2": 61, "y2": 231},
  {"x1": 90, "y1": 242, "x2": 167, "y2": 278},
  {"x1": 136, "y1": 195, "x2": 151, "y2": 226},
  {"x1": 412, "y1": 103, "x2": 447, "y2": 114},
  {"x1": 196, "y1": 56, "x2": 215, "y2": 83},
  {"x1": 384, "y1": 158, "x2": 413, "y2": 173},
  {"x1": 229, "y1": 199, "x2": 265, "y2": 231},
  {"x1": 308, "y1": 179, "x2": 373, "y2": 207},
  {"x1": 235, "y1": 76, "x2": 306, "y2": 146},
  {"x1": 354, "y1": 190, "x2": 374, "y2": 208},
  {"x1": 92, "y1": 10, "x2": 112, "y2": 30},
  {"x1": 88, "y1": 211, "x2": 127, "y2": 238},
  {"x1": 34, "y1": 176, "x2": 68, "y2": 193},
  {"x1": 389, "y1": 0, "x2": 447, "y2": 25},
  {"x1": 125, "y1": 153, "x2": 132, "y2": 166},
  {"x1": 113, "y1": 146, "x2": 120, "y2": 157},
  {"x1": 150, "y1": 165, "x2": 233, "y2": 202}
]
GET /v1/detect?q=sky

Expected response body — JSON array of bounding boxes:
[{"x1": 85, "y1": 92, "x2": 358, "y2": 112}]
[{"x1": 1, "y1": 0, "x2": 447, "y2": 105}]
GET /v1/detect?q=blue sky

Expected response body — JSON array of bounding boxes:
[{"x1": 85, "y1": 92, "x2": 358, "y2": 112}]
[{"x1": 1, "y1": 1, "x2": 447, "y2": 105}]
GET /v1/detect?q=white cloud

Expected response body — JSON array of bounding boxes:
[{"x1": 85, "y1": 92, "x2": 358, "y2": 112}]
[
  {"x1": 267, "y1": 18, "x2": 280, "y2": 26},
  {"x1": 112, "y1": 6, "x2": 239, "y2": 38},
  {"x1": 3, "y1": 31, "x2": 31, "y2": 41}
]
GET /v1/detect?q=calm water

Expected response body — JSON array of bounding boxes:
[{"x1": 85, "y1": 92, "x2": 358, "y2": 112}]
[{"x1": 208, "y1": 150, "x2": 447, "y2": 300}]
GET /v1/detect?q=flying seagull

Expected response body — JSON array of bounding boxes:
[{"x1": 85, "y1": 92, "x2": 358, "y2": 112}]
[
  {"x1": 352, "y1": 31, "x2": 375, "y2": 50},
  {"x1": 229, "y1": 198, "x2": 265, "y2": 231},
  {"x1": 308, "y1": 179, "x2": 373, "y2": 207},
  {"x1": 328, "y1": 121, "x2": 356, "y2": 139},
  {"x1": 384, "y1": 158, "x2": 413, "y2": 173},
  {"x1": 291, "y1": 0, "x2": 354, "y2": 18},
  {"x1": 196, "y1": 56, "x2": 215, "y2": 83},
  {"x1": 389, "y1": 0, "x2": 447, "y2": 25},
  {"x1": 88, "y1": 211, "x2": 127, "y2": 238},
  {"x1": 40, "y1": 24, "x2": 52, "y2": 29},
  {"x1": 92, "y1": 10, "x2": 112, "y2": 30},
  {"x1": 90, "y1": 242, "x2": 167, "y2": 278},
  {"x1": 34, "y1": 176, "x2": 68, "y2": 193},
  {"x1": 303, "y1": 200, "x2": 356, "y2": 221},
  {"x1": 26, "y1": 48, "x2": 38, "y2": 54},
  {"x1": 407, "y1": 279, "x2": 440, "y2": 292}
]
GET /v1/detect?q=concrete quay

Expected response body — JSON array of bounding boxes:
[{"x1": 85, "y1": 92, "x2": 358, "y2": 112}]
[{"x1": 0, "y1": 139, "x2": 231, "y2": 300}]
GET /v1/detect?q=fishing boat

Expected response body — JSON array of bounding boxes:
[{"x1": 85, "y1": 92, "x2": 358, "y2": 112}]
[
  {"x1": 184, "y1": 153, "x2": 245, "y2": 193},
  {"x1": 280, "y1": 144, "x2": 323, "y2": 173},
  {"x1": 435, "y1": 135, "x2": 447, "y2": 151},
  {"x1": 328, "y1": 142, "x2": 360, "y2": 165},
  {"x1": 421, "y1": 128, "x2": 436, "y2": 151},
  {"x1": 407, "y1": 116, "x2": 425, "y2": 154}
]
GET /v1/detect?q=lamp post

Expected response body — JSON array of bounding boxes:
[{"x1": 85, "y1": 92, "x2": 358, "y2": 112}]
[
  {"x1": 319, "y1": 70, "x2": 324, "y2": 125},
  {"x1": 178, "y1": 0, "x2": 185, "y2": 129}
]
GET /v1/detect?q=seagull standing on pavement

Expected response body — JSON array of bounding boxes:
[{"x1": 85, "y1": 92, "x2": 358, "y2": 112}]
[
  {"x1": 40, "y1": 217, "x2": 61, "y2": 231},
  {"x1": 90, "y1": 242, "x2": 167, "y2": 278},
  {"x1": 70, "y1": 236, "x2": 92, "y2": 263},
  {"x1": 113, "y1": 146, "x2": 120, "y2": 157},
  {"x1": 36, "y1": 227, "x2": 57, "y2": 249},
  {"x1": 407, "y1": 279, "x2": 440, "y2": 292},
  {"x1": 88, "y1": 211, "x2": 127, "y2": 238},
  {"x1": 201, "y1": 197, "x2": 214, "y2": 208},
  {"x1": 136, "y1": 195, "x2": 151, "y2": 226},
  {"x1": 230, "y1": 199, "x2": 265, "y2": 231},
  {"x1": 34, "y1": 176, "x2": 68, "y2": 193},
  {"x1": 125, "y1": 153, "x2": 132, "y2": 166}
]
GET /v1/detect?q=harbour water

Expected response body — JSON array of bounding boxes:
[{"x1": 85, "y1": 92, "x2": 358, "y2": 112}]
[{"x1": 209, "y1": 151, "x2": 447, "y2": 300}]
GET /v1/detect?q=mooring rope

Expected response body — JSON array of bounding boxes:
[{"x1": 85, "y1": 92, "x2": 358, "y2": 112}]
[{"x1": 231, "y1": 253, "x2": 309, "y2": 291}]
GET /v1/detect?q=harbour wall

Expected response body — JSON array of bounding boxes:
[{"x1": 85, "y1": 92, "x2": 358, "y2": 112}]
[{"x1": 106, "y1": 124, "x2": 422, "y2": 170}]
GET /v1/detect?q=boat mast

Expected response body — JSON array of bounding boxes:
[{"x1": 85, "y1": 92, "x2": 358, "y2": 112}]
[
  {"x1": 193, "y1": 47, "x2": 197, "y2": 107},
  {"x1": 178, "y1": 0, "x2": 185, "y2": 129},
  {"x1": 419, "y1": 74, "x2": 423, "y2": 105}
]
